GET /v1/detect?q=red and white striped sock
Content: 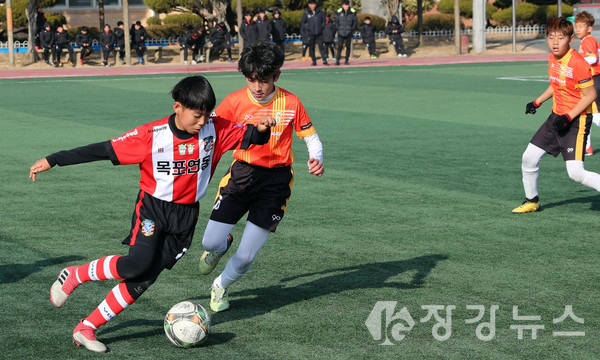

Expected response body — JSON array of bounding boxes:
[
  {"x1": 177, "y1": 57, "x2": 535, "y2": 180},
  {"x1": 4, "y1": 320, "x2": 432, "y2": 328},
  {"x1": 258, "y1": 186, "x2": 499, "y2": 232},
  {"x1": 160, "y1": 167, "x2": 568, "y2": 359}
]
[
  {"x1": 76, "y1": 255, "x2": 123, "y2": 284},
  {"x1": 83, "y1": 281, "x2": 136, "y2": 329}
]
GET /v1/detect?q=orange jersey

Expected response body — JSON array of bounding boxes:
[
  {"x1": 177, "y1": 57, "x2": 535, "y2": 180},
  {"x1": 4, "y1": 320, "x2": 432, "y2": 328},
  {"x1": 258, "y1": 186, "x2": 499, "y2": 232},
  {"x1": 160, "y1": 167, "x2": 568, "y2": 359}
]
[
  {"x1": 548, "y1": 49, "x2": 594, "y2": 116},
  {"x1": 578, "y1": 35, "x2": 600, "y2": 76},
  {"x1": 215, "y1": 87, "x2": 316, "y2": 168}
]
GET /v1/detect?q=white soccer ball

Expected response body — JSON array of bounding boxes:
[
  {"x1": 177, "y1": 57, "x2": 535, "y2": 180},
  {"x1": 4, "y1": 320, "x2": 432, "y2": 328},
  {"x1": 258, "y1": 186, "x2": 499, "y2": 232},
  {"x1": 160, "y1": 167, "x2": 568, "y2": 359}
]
[{"x1": 164, "y1": 301, "x2": 211, "y2": 348}]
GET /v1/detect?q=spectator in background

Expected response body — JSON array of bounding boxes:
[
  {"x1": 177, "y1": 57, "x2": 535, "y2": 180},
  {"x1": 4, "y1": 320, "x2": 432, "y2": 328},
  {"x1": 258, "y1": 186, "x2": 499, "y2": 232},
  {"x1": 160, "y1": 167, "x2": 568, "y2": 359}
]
[
  {"x1": 40, "y1": 22, "x2": 54, "y2": 66},
  {"x1": 271, "y1": 9, "x2": 287, "y2": 58},
  {"x1": 385, "y1": 15, "x2": 407, "y2": 58},
  {"x1": 131, "y1": 21, "x2": 148, "y2": 64},
  {"x1": 300, "y1": 22, "x2": 310, "y2": 61},
  {"x1": 301, "y1": 0, "x2": 328, "y2": 66},
  {"x1": 35, "y1": 7, "x2": 46, "y2": 49},
  {"x1": 76, "y1": 26, "x2": 94, "y2": 65},
  {"x1": 256, "y1": 9, "x2": 272, "y2": 43},
  {"x1": 360, "y1": 16, "x2": 377, "y2": 59},
  {"x1": 209, "y1": 22, "x2": 233, "y2": 63},
  {"x1": 180, "y1": 26, "x2": 205, "y2": 65},
  {"x1": 322, "y1": 13, "x2": 336, "y2": 62},
  {"x1": 114, "y1": 21, "x2": 126, "y2": 65},
  {"x1": 53, "y1": 25, "x2": 75, "y2": 67},
  {"x1": 240, "y1": 12, "x2": 259, "y2": 49},
  {"x1": 335, "y1": 0, "x2": 357, "y2": 65},
  {"x1": 99, "y1": 24, "x2": 116, "y2": 67}
]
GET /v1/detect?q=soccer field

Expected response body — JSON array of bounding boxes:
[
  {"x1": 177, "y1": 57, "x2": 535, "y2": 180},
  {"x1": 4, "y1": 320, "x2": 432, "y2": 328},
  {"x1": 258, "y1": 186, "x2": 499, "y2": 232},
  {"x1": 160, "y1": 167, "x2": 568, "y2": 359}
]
[{"x1": 2, "y1": 63, "x2": 600, "y2": 359}]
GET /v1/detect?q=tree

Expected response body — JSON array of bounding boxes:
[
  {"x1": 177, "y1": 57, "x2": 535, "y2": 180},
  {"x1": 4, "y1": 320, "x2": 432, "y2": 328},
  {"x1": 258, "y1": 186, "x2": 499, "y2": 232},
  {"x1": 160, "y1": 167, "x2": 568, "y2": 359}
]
[
  {"x1": 25, "y1": 0, "x2": 57, "y2": 61},
  {"x1": 401, "y1": 0, "x2": 435, "y2": 23},
  {"x1": 380, "y1": 0, "x2": 401, "y2": 19},
  {"x1": 144, "y1": 0, "x2": 229, "y2": 23}
]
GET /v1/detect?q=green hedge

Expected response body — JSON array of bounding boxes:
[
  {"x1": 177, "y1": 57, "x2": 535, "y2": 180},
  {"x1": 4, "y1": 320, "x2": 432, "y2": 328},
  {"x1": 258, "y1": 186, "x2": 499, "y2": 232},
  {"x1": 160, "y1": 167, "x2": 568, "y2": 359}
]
[
  {"x1": 491, "y1": 2, "x2": 573, "y2": 26},
  {"x1": 357, "y1": 13, "x2": 386, "y2": 32},
  {"x1": 438, "y1": 0, "x2": 497, "y2": 19},
  {"x1": 146, "y1": 16, "x2": 162, "y2": 25},
  {"x1": 162, "y1": 13, "x2": 204, "y2": 28},
  {"x1": 405, "y1": 13, "x2": 464, "y2": 31},
  {"x1": 281, "y1": 9, "x2": 304, "y2": 34},
  {"x1": 146, "y1": 23, "x2": 188, "y2": 39}
]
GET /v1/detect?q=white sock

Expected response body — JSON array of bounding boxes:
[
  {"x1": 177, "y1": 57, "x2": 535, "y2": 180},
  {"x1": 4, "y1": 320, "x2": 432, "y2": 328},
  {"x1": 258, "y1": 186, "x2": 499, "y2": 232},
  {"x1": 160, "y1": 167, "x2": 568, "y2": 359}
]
[
  {"x1": 521, "y1": 143, "x2": 546, "y2": 200},
  {"x1": 202, "y1": 220, "x2": 235, "y2": 253}
]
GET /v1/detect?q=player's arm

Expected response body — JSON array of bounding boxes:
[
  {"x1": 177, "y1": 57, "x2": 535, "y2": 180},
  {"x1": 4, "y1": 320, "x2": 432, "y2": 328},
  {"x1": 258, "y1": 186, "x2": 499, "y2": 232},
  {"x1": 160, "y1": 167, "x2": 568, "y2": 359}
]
[
  {"x1": 240, "y1": 117, "x2": 275, "y2": 149},
  {"x1": 567, "y1": 84, "x2": 596, "y2": 120},
  {"x1": 304, "y1": 133, "x2": 324, "y2": 177},
  {"x1": 526, "y1": 85, "x2": 554, "y2": 114},
  {"x1": 29, "y1": 141, "x2": 111, "y2": 182}
]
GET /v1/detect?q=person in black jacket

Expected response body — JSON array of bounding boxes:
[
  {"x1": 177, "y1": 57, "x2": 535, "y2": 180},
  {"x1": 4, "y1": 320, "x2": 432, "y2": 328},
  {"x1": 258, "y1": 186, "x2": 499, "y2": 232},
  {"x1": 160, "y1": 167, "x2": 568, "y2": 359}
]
[
  {"x1": 360, "y1": 16, "x2": 377, "y2": 59},
  {"x1": 39, "y1": 22, "x2": 54, "y2": 65},
  {"x1": 256, "y1": 9, "x2": 272, "y2": 43},
  {"x1": 271, "y1": 10, "x2": 287, "y2": 57},
  {"x1": 322, "y1": 14, "x2": 336, "y2": 62},
  {"x1": 114, "y1": 21, "x2": 126, "y2": 64},
  {"x1": 300, "y1": 22, "x2": 310, "y2": 61},
  {"x1": 385, "y1": 15, "x2": 407, "y2": 57},
  {"x1": 53, "y1": 25, "x2": 75, "y2": 67},
  {"x1": 76, "y1": 26, "x2": 94, "y2": 65},
  {"x1": 131, "y1": 21, "x2": 148, "y2": 64},
  {"x1": 240, "y1": 12, "x2": 259, "y2": 49},
  {"x1": 180, "y1": 27, "x2": 206, "y2": 65},
  {"x1": 301, "y1": 0, "x2": 328, "y2": 66},
  {"x1": 35, "y1": 7, "x2": 46, "y2": 49},
  {"x1": 208, "y1": 22, "x2": 233, "y2": 63},
  {"x1": 335, "y1": 0, "x2": 357, "y2": 65},
  {"x1": 99, "y1": 24, "x2": 116, "y2": 67}
]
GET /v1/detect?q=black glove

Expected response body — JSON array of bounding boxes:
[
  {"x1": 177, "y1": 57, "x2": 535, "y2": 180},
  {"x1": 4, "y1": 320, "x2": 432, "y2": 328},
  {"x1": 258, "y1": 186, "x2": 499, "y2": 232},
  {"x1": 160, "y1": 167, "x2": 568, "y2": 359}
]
[
  {"x1": 525, "y1": 101, "x2": 540, "y2": 114},
  {"x1": 553, "y1": 114, "x2": 572, "y2": 132}
]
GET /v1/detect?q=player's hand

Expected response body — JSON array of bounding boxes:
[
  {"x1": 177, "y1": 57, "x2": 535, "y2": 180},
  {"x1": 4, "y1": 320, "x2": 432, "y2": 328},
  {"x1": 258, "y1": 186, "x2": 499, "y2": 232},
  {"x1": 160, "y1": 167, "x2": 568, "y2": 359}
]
[
  {"x1": 525, "y1": 100, "x2": 540, "y2": 114},
  {"x1": 308, "y1": 158, "x2": 324, "y2": 177},
  {"x1": 257, "y1": 116, "x2": 276, "y2": 132},
  {"x1": 553, "y1": 114, "x2": 572, "y2": 132},
  {"x1": 29, "y1": 158, "x2": 51, "y2": 182}
]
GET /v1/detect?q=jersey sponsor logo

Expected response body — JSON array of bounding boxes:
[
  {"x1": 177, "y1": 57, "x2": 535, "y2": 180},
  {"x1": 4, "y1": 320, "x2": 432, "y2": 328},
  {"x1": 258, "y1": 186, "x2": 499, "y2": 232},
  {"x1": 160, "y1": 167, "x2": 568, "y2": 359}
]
[
  {"x1": 178, "y1": 143, "x2": 195, "y2": 155},
  {"x1": 550, "y1": 75, "x2": 567, "y2": 87},
  {"x1": 112, "y1": 128, "x2": 138, "y2": 142},
  {"x1": 301, "y1": 122, "x2": 313, "y2": 130},
  {"x1": 148, "y1": 125, "x2": 167, "y2": 133},
  {"x1": 579, "y1": 77, "x2": 592, "y2": 84},
  {"x1": 203, "y1": 136, "x2": 214, "y2": 152},
  {"x1": 156, "y1": 156, "x2": 210, "y2": 175},
  {"x1": 141, "y1": 219, "x2": 155, "y2": 236}
]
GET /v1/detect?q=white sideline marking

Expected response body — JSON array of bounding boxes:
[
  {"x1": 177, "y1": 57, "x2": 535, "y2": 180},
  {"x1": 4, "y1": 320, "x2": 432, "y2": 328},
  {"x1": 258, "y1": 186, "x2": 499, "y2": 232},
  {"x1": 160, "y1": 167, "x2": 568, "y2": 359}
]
[{"x1": 497, "y1": 75, "x2": 548, "y2": 82}]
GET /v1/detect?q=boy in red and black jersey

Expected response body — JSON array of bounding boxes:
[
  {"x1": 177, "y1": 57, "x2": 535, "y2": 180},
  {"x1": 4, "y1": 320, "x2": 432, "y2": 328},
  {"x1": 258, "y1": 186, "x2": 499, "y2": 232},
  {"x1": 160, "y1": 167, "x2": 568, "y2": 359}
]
[
  {"x1": 29, "y1": 76, "x2": 275, "y2": 353},
  {"x1": 512, "y1": 18, "x2": 600, "y2": 213}
]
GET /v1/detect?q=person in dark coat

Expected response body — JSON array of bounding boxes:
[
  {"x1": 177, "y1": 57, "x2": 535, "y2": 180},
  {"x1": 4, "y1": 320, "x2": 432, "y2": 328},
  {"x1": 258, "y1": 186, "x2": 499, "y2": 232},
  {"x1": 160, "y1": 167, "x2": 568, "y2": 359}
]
[
  {"x1": 76, "y1": 26, "x2": 94, "y2": 65},
  {"x1": 39, "y1": 22, "x2": 54, "y2": 65},
  {"x1": 180, "y1": 27, "x2": 206, "y2": 64},
  {"x1": 53, "y1": 24, "x2": 75, "y2": 67},
  {"x1": 256, "y1": 9, "x2": 272, "y2": 43},
  {"x1": 114, "y1": 21, "x2": 126, "y2": 64},
  {"x1": 335, "y1": 0, "x2": 357, "y2": 65},
  {"x1": 271, "y1": 10, "x2": 287, "y2": 57},
  {"x1": 360, "y1": 16, "x2": 377, "y2": 59},
  {"x1": 300, "y1": 22, "x2": 310, "y2": 61},
  {"x1": 131, "y1": 21, "x2": 148, "y2": 64},
  {"x1": 208, "y1": 22, "x2": 233, "y2": 63},
  {"x1": 322, "y1": 14, "x2": 336, "y2": 61},
  {"x1": 35, "y1": 7, "x2": 46, "y2": 48},
  {"x1": 240, "y1": 12, "x2": 259, "y2": 49},
  {"x1": 99, "y1": 24, "x2": 116, "y2": 67},
  {"x1": 385, "y1": 15, "x2": 407, "y2": 57},
  {"x1": 301, "y1": 0, "x2": 328, "y2": 66}
]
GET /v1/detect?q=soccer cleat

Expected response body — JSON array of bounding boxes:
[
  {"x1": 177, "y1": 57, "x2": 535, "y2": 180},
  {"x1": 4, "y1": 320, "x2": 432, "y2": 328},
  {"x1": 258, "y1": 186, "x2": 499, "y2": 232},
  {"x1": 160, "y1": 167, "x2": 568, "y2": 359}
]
[
  {"x1": 335, "y1": 60, "x2": 340, "y2": 65},
  {"x1": 210, "y1": 284, "x2": 229, "y2": 312},
  {"x1": 586, "y1": 146, "x2": 593, "y2": 156},
  {"x1": 344, "y1": 60, "x2": 349, "y2": 65},
  {"x1": 228, "y1": 58, "x2": 234, "y2": 63},
  {"x1": 50, "y1": 266, "x2": 80, "y2": 308},
  {"x1": 79, "y1": 59, "x2": 84, "y2": 65},
  {"x1": 301, "y1": 56, "x2": 306, "y2": 61},
  {"x1": 72, "y1": 320, "x2": 107, "y2": 353},
  {"x1": 370, "y1": 54, "x2": 377, "y2": 59},
  {"x1": 511, "y1": 201, "x2": 540, "y2": 214},
  {"x1": 199, "y1": 55, "x2": 205, "y2": 62},
  {"x1": 199, "y1": 234, "x2": 233, "y2": 275},
  {"x1": 192, "y1": 60, "x2": 197, "y2": 65},
  {"x1": 184, "y1": 60, "x2": 188, "y2": 65},
  {"x1": 68, "y1": 60, "x2": 75, "y2": 66}
]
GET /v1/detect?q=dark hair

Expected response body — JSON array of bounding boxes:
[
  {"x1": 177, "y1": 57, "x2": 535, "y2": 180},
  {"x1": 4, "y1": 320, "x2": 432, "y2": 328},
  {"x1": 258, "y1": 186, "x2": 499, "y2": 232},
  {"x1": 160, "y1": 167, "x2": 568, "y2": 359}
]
[
  {"x1": 238, "y1": 41, "x2": 284, "y2": 81},
  {"x1": 546, "y1": 17, "x2": 573, "y2": 37},
  {"x1": 117, "y1": 21, "x2": 124, "y2": 26},
  {"x1": 171, "y1": 76, "x2": 216, "y2": 112}
]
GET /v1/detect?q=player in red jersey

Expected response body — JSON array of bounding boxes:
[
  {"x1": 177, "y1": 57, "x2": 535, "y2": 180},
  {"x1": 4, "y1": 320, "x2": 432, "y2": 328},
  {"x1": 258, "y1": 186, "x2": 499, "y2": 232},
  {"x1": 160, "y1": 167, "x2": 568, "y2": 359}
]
[
  {"x1": 28, "y1": 76, "x2": 275, "y2": 353},
  {"x1": 197, "y1": 42, "x2": 325, "y2": 312},
  {"x1": 575, "y1": 11, "x2": 600, "y2": 156},
  {"x1": 512, "y1": 18, "x2": 600, "y2": 213}
]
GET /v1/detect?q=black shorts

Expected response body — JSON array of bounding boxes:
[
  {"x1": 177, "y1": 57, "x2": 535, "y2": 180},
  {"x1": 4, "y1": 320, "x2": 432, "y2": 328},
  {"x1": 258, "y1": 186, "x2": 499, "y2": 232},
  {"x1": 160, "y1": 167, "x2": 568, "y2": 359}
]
[
  {"x1": 530, "y1": 112, "x2": 591, "y2": 161},
  {"x1": 210, "y1": 161, "x2": 293, "y2": 232},
  {"x1": 122, "y1": 191, "x2": 199, "y2": 270}
]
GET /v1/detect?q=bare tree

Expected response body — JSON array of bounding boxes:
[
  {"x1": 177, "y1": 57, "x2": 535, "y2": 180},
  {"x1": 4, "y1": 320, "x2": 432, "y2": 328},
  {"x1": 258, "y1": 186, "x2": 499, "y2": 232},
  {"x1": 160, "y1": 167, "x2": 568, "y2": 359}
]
[
  {"x1": 26, "y1": 0, "x2": 40, "y2": 61},
  {"x1": 381, "y1": 0, "x2": 401, "y2": 19}
]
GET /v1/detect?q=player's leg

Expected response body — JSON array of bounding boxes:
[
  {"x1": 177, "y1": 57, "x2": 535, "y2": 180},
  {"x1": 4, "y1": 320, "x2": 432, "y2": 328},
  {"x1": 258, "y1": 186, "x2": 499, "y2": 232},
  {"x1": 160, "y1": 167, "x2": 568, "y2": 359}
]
[
  {"x1": 199, "y1": 220, "x2": 235, "y2": 274},
  {"x1": 565, "y1": 160, "x2": 600, "y2": 190},
  {"x1": 309, "y1": 35, "x2": 317, "y2": 65},
  {"x1": 512, "y1": 143, "x2": 546, "y2": 213},
  {"x1": 344, "y1": 36, "x2": 351, "y2": 63}
]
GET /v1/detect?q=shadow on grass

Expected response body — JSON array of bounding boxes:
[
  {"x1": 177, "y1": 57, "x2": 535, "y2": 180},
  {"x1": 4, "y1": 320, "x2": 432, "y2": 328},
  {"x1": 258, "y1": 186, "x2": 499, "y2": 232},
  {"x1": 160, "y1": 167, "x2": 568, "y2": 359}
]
[
  {"x1": 541, "y1": 194, "x2": 600, "y2": 211},
  {"x1": 99, "y1": 319, "x2": 235, "y2": 347},
  {"x1": 0, "y1": 255, "x2": 85, "y2": 284},
  {"x1": 209, "y1": 254, "x2": 449, "y2": 325}
]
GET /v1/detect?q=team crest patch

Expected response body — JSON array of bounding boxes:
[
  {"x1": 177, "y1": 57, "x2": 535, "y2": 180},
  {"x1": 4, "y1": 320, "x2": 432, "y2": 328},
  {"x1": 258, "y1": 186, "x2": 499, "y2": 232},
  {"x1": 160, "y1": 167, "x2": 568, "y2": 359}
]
[
  {"x1": 178, "y1": 143, "x2": 195, "y2": 155},
  {"x1": 203, "y1": 136, "x2": 214, "y2": 152},
  {"x1": 141, "y1": 219, "x2": 155, "y2": 236}
]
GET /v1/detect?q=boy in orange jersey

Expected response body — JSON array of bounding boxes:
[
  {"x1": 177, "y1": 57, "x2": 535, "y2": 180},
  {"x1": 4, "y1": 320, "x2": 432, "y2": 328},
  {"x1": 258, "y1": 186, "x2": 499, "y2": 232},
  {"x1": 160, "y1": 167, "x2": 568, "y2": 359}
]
[
  {"x1": 512, "y1": 17, "x2": 600, "y2": 213},
  {"x1": 575, "y1": 11, "x2": 600, "y2": 156},
  {"x1": 197, "y1": 41, "x2": 325, "y2": 312}
]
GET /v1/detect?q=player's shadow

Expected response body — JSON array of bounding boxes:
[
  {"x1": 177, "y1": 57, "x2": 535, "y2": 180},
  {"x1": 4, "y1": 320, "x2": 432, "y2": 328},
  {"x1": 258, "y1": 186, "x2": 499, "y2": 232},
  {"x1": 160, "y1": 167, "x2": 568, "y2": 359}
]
[
  {"x1": 541, "y1": 194, "x2": 600, "y2": 211},
  {"x1": 0, "y1": 255, "x2": 84, "y2": 284},
  {"x1": 207, "y1": 254, "x2": 448, "y2": 325}
]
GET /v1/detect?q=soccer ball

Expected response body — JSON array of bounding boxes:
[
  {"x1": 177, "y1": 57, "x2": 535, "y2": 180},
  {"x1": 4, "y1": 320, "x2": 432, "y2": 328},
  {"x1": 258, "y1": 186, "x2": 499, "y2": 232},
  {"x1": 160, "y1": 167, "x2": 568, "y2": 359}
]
[{"x1": 164, "y1": 301, "x2": 211, "y2": 348}]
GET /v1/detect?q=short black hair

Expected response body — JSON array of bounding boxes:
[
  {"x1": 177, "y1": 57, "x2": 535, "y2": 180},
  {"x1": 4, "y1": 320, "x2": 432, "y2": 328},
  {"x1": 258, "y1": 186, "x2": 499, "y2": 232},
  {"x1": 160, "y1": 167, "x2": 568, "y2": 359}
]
[
  {"x1": 238, "y1": 41, "x2": 284, "y2": 81},
  {"x1": 171, "y1": 76, "x2": 216, "y2": 112}
]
